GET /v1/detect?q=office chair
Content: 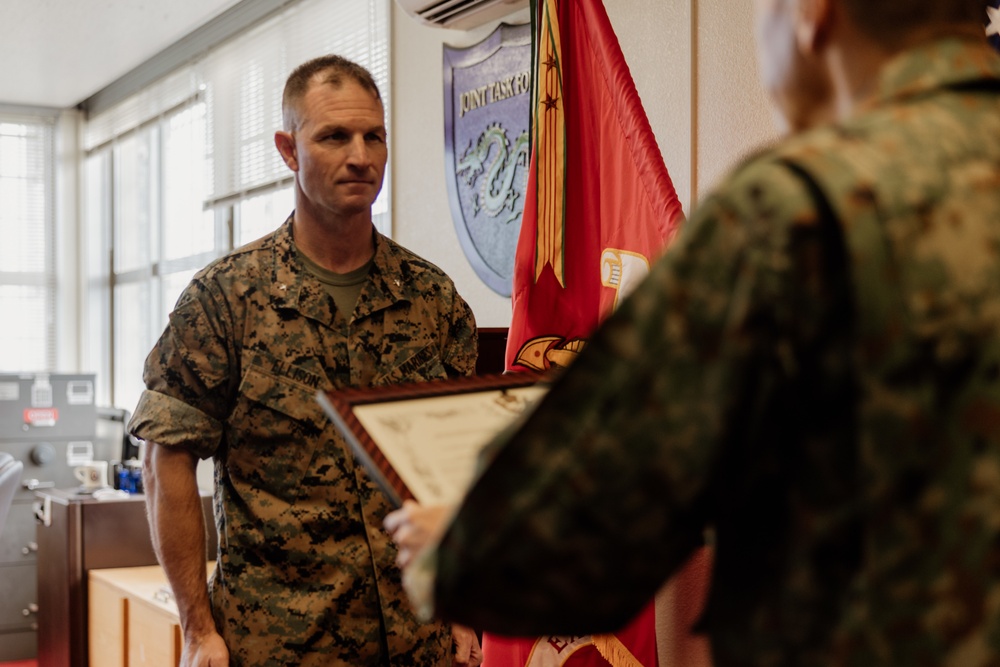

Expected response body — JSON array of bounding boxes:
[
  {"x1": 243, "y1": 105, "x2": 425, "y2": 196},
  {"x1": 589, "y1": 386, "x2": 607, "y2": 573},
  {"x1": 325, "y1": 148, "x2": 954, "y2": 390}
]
[{"x1": 0, "y1": 452, "x2": 23, "y2": 538}]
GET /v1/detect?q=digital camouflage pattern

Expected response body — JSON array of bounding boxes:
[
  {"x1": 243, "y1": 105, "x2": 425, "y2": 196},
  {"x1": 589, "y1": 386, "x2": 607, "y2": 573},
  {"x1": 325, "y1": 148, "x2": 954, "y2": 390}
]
[
  {"x1": 432, "y1": 37, "x2": 1000, "y2": 667},
  {"x1": 129, "y1": 215, "x2": 477, "y2": 666}
]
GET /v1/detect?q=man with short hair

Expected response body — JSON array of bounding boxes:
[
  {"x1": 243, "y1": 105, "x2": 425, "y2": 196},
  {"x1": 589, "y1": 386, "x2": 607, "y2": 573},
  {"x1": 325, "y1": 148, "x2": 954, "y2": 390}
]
[
  {"x1": 131, "y1": 55, "x2": 480, "y2": 667},
  {"x1": 388, "y1": 1, "x2": 1000, "y2": 665}
]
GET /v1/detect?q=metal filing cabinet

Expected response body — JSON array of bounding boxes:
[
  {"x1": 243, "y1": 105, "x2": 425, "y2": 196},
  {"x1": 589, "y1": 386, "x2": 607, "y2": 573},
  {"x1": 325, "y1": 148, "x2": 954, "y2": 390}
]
[{"x1": 0, "y1": 373, "x2": 100, "y2": 661}]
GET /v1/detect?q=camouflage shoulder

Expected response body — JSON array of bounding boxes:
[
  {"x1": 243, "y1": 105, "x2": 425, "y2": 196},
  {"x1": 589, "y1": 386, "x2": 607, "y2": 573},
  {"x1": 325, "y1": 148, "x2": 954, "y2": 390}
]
[
  {"x1": 379, "y1": 234, "x2": 460, "y2": 287},
  {"x1": 170, "y1": 230, "x2": 279, "y2": 312},
  {"x1": 697, "y1": 125, "x2": 835, "y2": 193},
  {"x1": 692, "y1": 138, "x2": 830, "y2": 235},
  {"x1": 189, "y1": 229, "x2": 278, "y2": 287}
]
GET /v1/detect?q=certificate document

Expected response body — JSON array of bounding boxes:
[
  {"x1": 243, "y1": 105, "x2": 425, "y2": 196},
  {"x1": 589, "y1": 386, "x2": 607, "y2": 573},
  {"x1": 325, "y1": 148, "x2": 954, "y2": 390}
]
[{"x1": 317, "y1": 373, "x2": 547, "y2": 507}]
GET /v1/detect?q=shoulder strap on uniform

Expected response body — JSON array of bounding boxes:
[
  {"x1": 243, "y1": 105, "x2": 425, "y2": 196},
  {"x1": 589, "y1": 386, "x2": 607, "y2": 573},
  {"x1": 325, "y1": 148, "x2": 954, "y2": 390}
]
[
  {"x1": 943, "y1": 79, "x2": 1000, "y2": 94},
  {"x1": 776, "y1": 158, "x2": 851, "y2": 303}
]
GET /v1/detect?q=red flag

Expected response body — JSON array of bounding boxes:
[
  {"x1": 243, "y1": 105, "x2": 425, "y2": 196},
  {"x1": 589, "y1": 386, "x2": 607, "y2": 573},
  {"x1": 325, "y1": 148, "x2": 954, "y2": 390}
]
[
  {"x1": 504, "y1": 0, "x2": 683, "y2": 374},
  {"x1": 487, "y1": 0, "x2": 696, "y2": 666},
  {"x1": 482, "y1": 601, "x2": 658, "y2": 667}
]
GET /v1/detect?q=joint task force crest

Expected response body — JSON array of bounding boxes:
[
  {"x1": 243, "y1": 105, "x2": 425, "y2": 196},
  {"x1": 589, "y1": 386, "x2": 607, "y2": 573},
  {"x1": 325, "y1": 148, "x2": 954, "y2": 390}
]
[{"x1": 444, "y1": 23, "x2": 532, "y2": 297}]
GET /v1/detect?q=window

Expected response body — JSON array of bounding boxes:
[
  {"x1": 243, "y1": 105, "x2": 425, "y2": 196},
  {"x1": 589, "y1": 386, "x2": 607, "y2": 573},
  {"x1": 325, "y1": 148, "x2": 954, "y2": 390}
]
[
  {"x1": 237, "y1": 188, "x2": 295, "y2": 246},
  {"x1": 82, "y1": 0, "x2": 389, "y2": 410},
  {"x1": 0, "y1": 115, "x2": 56, "y2": 372},
  {"x1": 84, "y1": 103, "x2": 225, "y2": 408}
]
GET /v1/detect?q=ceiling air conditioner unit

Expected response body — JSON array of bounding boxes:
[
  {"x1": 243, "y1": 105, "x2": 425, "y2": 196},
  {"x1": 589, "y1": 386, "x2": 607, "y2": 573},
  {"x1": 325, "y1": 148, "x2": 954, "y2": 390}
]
[{"x1": 396, "y1": 0, "x2": 529, "y2": 30}]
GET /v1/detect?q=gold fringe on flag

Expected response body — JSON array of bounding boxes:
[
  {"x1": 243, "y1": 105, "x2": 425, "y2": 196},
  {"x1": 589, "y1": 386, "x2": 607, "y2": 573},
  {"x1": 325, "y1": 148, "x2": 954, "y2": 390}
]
[
  {"x1": 591, "y1": 633, "x2": 647, "y2": 667},
  {"x1": 532, "y1": 0, "x2": 566, "y2": 286}
]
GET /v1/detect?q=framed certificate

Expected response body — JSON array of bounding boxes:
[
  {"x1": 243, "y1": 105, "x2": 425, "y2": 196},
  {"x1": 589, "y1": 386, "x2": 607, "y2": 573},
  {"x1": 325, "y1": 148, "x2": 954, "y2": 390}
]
[{"x1": 317, "y1": 373, "x2": 548, "y2": 507}]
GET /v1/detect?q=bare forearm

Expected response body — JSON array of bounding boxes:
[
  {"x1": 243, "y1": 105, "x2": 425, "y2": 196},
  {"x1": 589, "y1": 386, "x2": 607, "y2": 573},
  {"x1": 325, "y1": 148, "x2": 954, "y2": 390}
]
[{"x1": 144, "y1": 441, "x2": 216, "y2": 639}]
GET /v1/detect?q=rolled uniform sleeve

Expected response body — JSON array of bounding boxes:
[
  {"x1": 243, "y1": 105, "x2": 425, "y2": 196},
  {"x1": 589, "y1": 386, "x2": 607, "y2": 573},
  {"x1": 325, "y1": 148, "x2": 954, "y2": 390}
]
[
  {"x1": 128, "y1": 279, "x2": 236, "y2": 460},
  {"x1": 431, "y1": 160, "x2": 839, "y2": 635},
  {"x1": 129, "y1": 391, "x2": 222, "y2": 459}
]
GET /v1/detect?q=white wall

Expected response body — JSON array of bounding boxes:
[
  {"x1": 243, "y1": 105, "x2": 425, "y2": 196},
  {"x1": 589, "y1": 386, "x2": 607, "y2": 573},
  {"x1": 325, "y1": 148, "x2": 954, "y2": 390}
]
[
  {"x1": 389, "y1": 0, "x2": 778, "y2": 328},
  {"x1": 696, "y1": 1, "x2": 778, "y2": 194}
]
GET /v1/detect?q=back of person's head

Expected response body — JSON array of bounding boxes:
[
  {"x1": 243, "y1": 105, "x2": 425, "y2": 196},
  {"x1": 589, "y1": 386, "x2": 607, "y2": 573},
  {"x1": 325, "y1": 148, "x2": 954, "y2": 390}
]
[
  {"x1": 840, "y1": 0, "x2": 985, "y2": 47},
  {"x1": 282, "y1": 55, "x2": 382, "y2": 131}
]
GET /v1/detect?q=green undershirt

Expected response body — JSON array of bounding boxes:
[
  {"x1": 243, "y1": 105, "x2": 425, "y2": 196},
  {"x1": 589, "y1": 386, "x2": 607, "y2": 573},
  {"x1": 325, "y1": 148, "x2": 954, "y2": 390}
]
[{"x1": 296, "y1": 246, "x2": 374, "y2": 320}]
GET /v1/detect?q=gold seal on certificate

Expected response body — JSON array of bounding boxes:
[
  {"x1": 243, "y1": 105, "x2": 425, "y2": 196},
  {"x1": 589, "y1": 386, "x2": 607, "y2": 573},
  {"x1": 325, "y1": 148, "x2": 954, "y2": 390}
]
[{"x1": 317, "y1": 373, "x2": 548, "y2": 507}]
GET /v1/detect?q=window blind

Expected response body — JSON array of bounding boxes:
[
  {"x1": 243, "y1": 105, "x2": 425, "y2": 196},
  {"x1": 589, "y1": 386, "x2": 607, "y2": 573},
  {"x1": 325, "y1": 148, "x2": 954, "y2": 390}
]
[
  {"x1": 0, "y1": 114, "x2": 55, "y2": 371},
  {"x1": 83, "y1": 67, "x2": 201, "y2": 152},
  {"x1": 85, "y1": 0, "x2": 391, "y2": 219}
]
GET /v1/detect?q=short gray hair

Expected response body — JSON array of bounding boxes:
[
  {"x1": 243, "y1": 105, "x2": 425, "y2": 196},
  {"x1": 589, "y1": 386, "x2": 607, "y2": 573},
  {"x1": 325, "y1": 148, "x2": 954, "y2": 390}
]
[{"x1": 281, "y1": 55, "x2": 382, "y2": 131}]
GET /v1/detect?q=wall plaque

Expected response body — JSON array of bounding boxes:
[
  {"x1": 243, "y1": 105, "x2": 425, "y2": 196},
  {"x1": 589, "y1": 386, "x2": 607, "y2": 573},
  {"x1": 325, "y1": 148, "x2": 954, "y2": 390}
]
[{"x1": 443, "y1": 23, "x2": 531, "y2": 297}]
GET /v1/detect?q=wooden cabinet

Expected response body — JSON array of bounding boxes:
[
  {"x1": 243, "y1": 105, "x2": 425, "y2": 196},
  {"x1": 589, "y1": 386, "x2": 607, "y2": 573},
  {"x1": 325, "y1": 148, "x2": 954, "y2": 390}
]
[
  {"x1": 88, "y1": 571, "x2": 127, "y2": 667},
  {"x1": 128, "y1": 594, "x2": 182, "y2": 667},
  {"x1": 88, "y1": 565, "x2": 196, "y2": 667},
  {"x1": 35, "y1": 490, "x2": 215, "y2": 667}
]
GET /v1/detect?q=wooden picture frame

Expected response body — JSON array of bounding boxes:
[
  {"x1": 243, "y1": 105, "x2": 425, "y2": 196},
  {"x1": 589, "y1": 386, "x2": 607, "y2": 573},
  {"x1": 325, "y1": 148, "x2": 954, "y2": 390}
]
[{"x1": 317, "y1": 372, "x2": 547, "y2": 508}]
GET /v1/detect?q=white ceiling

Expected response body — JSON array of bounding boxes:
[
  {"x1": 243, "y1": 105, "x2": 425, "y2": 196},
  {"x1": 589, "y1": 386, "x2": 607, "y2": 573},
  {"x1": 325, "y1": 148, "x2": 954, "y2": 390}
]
[{"x1": 1, "y1": 0, "x2": 244, "y2": 109}]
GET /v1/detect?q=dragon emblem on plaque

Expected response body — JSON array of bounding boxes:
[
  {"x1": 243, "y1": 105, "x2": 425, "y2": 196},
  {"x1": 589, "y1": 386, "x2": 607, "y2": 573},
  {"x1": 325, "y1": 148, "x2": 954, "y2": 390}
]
[{"x1": 443, "y1": 23, "x2": 531, "y2": 297}]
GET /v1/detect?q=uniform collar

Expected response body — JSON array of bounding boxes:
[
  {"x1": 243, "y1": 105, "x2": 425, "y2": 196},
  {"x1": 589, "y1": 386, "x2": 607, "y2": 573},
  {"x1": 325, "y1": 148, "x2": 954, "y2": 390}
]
[
  {"x1": 868, "y1": 37, "x2": 1000, "y2": 110},
  {"x1": 358, "y1": 228, "x2": 410, "y2": 318},
  {"x1": 268, "y1": 213, "x2": 408, "y2": 324}
]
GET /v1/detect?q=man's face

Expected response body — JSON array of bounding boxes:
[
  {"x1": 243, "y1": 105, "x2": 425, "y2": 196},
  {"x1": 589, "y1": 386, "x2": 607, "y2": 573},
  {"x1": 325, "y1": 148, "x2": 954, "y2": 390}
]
[
  {"x1": 286, "y1": 78, "x2": 387, "y2": 219},
  {"x1": 752, "y1": 0, "x2": 833, "y2": 132}
]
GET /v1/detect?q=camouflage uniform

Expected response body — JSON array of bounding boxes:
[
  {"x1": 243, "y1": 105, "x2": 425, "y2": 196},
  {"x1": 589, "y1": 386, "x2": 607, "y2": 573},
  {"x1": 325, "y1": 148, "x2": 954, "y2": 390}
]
[
  {"x1": 129, "y1": 215, "x2": 477, "y2": 666},
  {"x1": 432, "y1": 37, "x2": 1000, "y2": 667}
]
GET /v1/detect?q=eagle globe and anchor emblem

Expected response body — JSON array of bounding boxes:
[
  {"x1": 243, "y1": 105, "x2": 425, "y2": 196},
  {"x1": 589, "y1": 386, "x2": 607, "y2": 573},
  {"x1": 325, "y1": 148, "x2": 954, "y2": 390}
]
[{"x1": 443, "y1": 22, "x2": 531, "y2": 299}]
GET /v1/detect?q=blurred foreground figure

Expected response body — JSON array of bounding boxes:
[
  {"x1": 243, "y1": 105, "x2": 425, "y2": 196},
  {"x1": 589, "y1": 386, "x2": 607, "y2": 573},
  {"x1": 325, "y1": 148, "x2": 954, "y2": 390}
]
[{"x1": 388, "y1": 1, "x2": 1000, "y2": 665}]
